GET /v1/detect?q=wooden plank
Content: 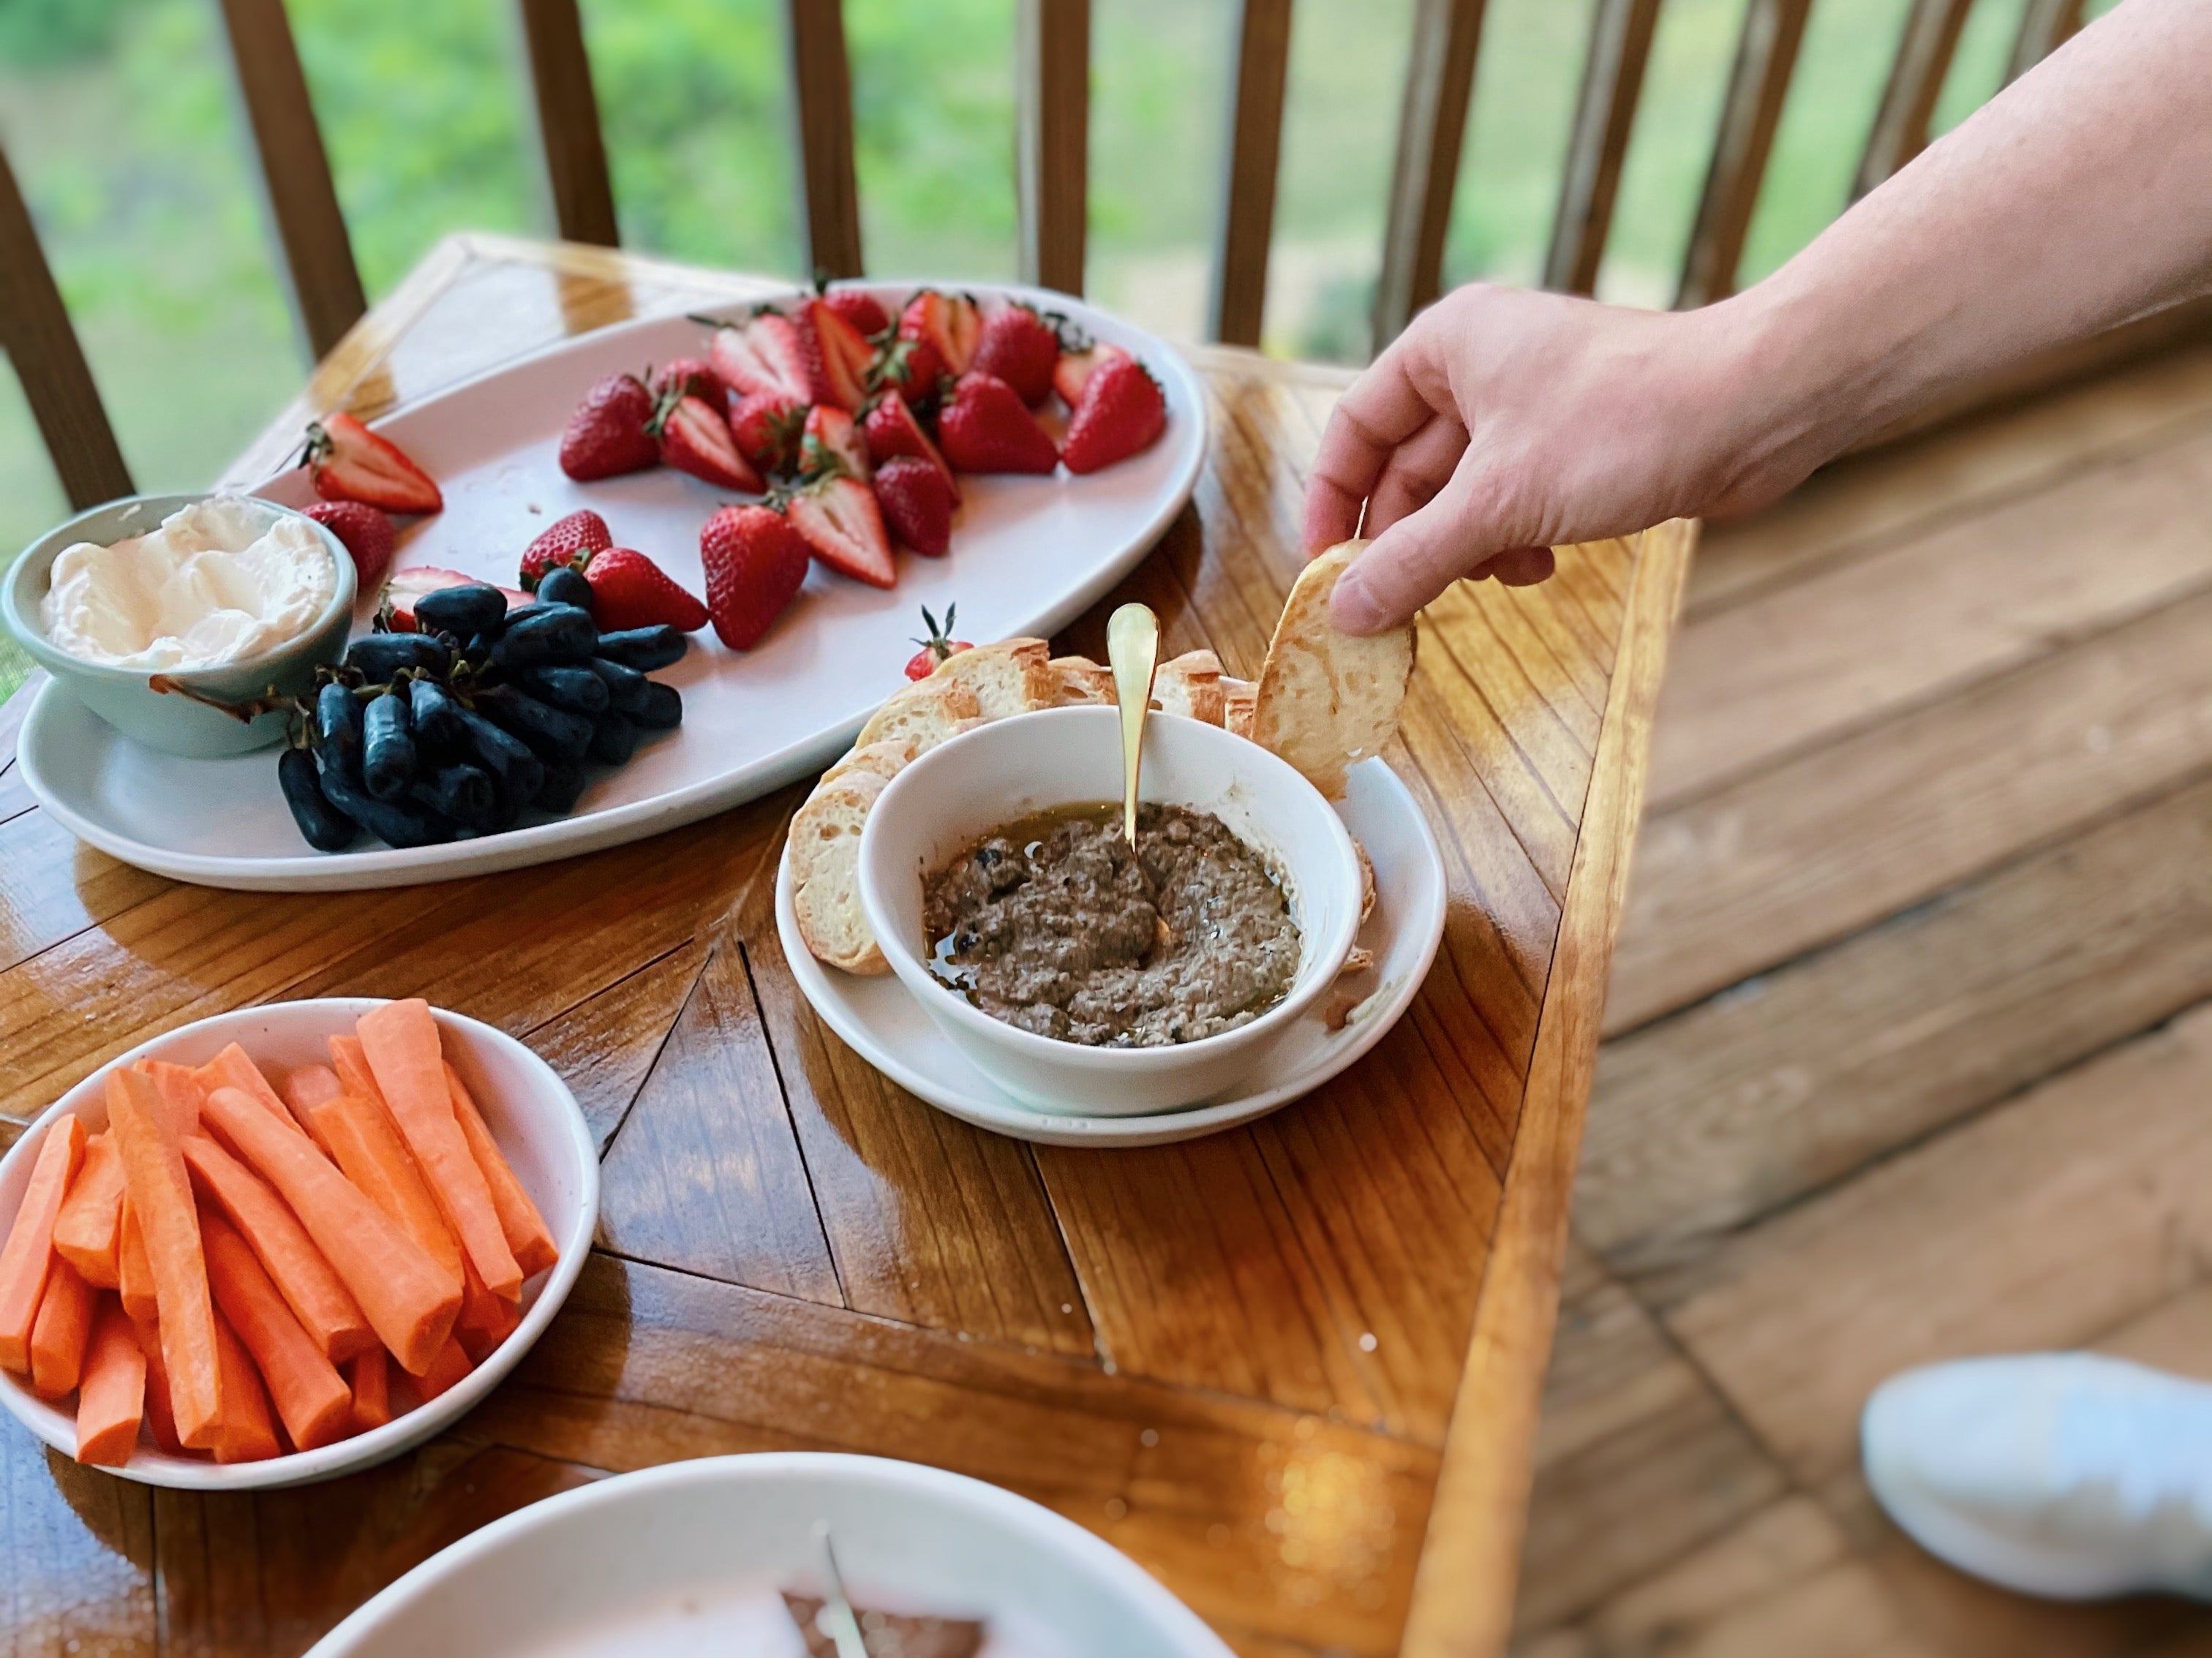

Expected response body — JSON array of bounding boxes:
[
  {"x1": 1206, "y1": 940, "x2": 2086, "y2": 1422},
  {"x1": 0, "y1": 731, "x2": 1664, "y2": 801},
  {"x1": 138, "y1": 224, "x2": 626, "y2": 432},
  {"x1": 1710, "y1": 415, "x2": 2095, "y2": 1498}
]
[
  {"x1": 0, "y1": 810, "x2": 168, "y2": 981},
  {"x1": 1675, "y1": 0, "x2": 1813, "y2": 309},
  {"x1": 523, "y1": 940, "x2": 708, "y2": 1153},
  {"x1": 1851, "y1": 0, "x2": 1973, "y2": 202},
  {"x1": 1543, "y1": 0, "x2": 1663, "y2": 297},
  {"x1": 516, "y1": 0, "x2": 620, "y2": 247},
  {"x1": 1016, "y1": 0, "x2": 1089, "y2": 295},
  {"x1": 1208, "y1": 0, "x2": 1294, "y2": 347},
  {"x1": 1610, "y1": 585, "x2": 2212, "y2": 1033},
  {"x1": 1398, "y1": 521, "x2": 1694, "y2": 1658},
  {"x1": 783, "y1": 0, "x2": 864, "y2": 280},
  {"x1": 0, "y1": 148, "x2": 133, "y2": 510},
  {"x1": 1372, "y1": 0, "x2": 1487, "y2": 346},
  {"x1": 214, "y1": 0, "x2": 367, "y2": 358},
  {"x1": 2005, "y1": 0, "x2": 2085, "y2": 85}
]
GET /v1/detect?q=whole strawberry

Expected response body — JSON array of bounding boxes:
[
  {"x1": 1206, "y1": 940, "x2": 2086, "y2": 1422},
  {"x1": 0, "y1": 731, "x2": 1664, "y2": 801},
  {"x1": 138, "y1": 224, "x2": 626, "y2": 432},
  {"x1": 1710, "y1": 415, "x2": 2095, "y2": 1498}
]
[
  {"x1": 873, "y1": 333, "x2": 947, "y2": 407},
  {"x1": 560, "y1": 372, "x2": 659, "y2": 481},
  {"x1": 972, "y1": 304, "x2": 1060, "y2": 407},
  {"x1": 873, "y1": 456, "x2": 953, "y2": 557},
  {"x1": 519, "y1": 508, "x2": 614, "y2": 592},
  {"x1": 903, "y1": 604, "x2": 971, "y2": 679},
  {"x1": 1051, "y1": 339, "x2": 1127, "y2": 409},
  {"x1": 824, "y1": 288, "x2": 890, "y2": 338},
  {"x1": 582, "y1": 547, "x2": 710, "y2": 633},
  {"x1": 860, "y1": 389, "x2": 960, "y2": 502},
  {"x1": 301, "y1": 500, "x2": 395, "y2": 593},
  {"x1": 729, "y1": 389, "x2": 808, "y2": 477},
  {"x1": 699, "y1": 504, "x2": 810, "y2": 650},
  {"x1": 1061, "y1": 355, "x2": 1167, "y2": 474},
  {"x1": 651, "y1": 390, "x2": 764, "y2": 491},
  {"x1": 937, "y1": 372, "x2": 1058, "y2": 475},
  {"x1": 651, "y1": 356, "x2": 723, "y2": 404}
]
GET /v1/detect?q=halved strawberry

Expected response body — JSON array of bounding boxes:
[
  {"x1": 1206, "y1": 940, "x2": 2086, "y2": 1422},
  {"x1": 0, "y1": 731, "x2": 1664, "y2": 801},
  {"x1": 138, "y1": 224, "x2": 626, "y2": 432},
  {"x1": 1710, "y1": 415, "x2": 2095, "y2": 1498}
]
[
  {"x1": 519, "y1": 508, "x2": 614, "y2": 592},
  {"x1": 383, "y1": 566, "x2": 527, "y2": 633},
  {"x1": 700, "y1": 503, "x2": 810, "y2": 650},
  {"x1": 859, "y1": 388, "x2": 959, "y2": 503},
  {"x1": 1061, "y1": 354, "x2": 1167, "y2": 474},
  {"x1": 898, "y1": 290, "x2": 982, "y2": 378},
  {"x1": 873, "y1": 456, "x2": 953, "y2": 557},
  {"x1": 782, "y1": 475, "x2": 895, "y2": 589},
  {"x1": 1051, "y1": 339, "x2": 1129, "y2": 409},
  {"x1": 729, "y1": 389, "x2": 808, "y2": 477},
  {"x1": 650, "y1": 355, "x2": 723, "y2": 404},
  {"x1": 706, "y1": 312, "x2": 810, "y2": 402},
  {"x1": 872, "y1": 333, "x2": 947, "y2": 407},
  {"x1": 973, "y1": 303, "x2": 1061, "y2": 407},
  {"x1": 301, "y1": 500, "x2": 395, "y2": 593},
  {"x1": 582, "y1": 547, "x2": 710, "y2": 633},
  {"x1": 824, "y1": 287, "x2": 890, "y2": 338},
  {"x1": 652, "y1": 391, "x2": 764, "y2": 491},
  {"x1": 792, "y1": 297, "x2": 875, "y2": 411},
  {"x1": 560, "y1": 372, "x2": 660, "y2": 481},
  {"x1": 938, "y1": 372, "x2": 1058, "y2": 475},
  {"x1": 801, "y1": 405, "x2": 871, "y2": 483},
  {"x1": 304, "y1": 412, "x2": 443, "y2": 515}
]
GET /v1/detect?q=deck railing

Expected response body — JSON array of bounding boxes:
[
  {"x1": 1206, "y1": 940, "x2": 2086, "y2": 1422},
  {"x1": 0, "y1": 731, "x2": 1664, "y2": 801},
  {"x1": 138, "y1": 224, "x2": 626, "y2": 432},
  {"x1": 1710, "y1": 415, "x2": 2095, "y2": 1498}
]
[{"x1": 0, "y1": 0, "x2": 2103, "y2": 513}]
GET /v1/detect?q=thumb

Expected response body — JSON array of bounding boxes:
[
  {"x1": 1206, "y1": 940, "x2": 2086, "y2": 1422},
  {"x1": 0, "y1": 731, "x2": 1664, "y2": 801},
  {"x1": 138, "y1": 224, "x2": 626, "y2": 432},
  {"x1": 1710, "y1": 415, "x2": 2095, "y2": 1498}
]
[{"x1": 1328, "y1": 453, "x2": 1537, "y2": 634}]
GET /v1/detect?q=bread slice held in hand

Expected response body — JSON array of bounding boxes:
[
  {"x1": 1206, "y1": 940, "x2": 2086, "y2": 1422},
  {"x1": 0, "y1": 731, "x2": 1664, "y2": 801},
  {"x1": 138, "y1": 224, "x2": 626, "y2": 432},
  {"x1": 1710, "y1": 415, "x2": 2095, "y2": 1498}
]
[
  {"x1": 1252, "y1": 540, "x2": 1415, "y2": 799},
  {"x1": 791, "y1": 769, "x2": 889, "y2": 976}
]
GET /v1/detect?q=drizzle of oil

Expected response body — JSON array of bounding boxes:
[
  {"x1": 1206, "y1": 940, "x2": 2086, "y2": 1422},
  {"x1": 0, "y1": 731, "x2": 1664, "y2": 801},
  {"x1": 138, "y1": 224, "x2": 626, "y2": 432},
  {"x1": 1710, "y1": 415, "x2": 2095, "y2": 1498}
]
[{"x1": 927, "y1": 801, "x2": 1126, "y2": 1001}]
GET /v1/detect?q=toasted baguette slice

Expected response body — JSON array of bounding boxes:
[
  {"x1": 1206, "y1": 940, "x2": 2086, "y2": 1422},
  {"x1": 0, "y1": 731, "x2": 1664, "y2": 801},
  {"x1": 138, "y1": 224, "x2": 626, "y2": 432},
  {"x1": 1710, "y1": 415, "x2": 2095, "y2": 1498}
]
[
  {"x1": 930, "y1": 638, "x2": 1055, "y2": 717},
  {"x1": 791, "y1": 769, "x2": 889, "y2": 975},
  {"x1": 821, "y1": 737, "x2": 918, "y2": 790},
  {"x1": 1222, "y1": 677, "x2": 1256, "y2": 739},
  {"x1": 1252, "y1": 540, "x2": 1415, "y2": 799},
  {"x1": 1152, "y1": 649, "x2": 1225, "y2": 726},
  {"x1": 1049, "y1": 655, "x2": 1114, "y2": 706},
  {"x1": 856, "y1": 677, "x2": 984, "y2": 753},
  {"x1": 1353, "y1": 835, "x2": 1376, "y2": 922}
]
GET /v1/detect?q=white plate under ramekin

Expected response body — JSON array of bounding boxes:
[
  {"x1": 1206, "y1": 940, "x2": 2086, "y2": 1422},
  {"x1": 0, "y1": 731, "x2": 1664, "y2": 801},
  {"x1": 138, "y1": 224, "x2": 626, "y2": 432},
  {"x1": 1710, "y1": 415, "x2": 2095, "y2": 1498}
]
[
  {"x1": 0, "y1": 998, "x2": 597, "y2": 1489},
  {"x1": 306, "y1": 1452, "x2": 1233, "y2": 1657},
  {"x1": 780, "y1": 755, "x2": 1447, "y2": 1147}
]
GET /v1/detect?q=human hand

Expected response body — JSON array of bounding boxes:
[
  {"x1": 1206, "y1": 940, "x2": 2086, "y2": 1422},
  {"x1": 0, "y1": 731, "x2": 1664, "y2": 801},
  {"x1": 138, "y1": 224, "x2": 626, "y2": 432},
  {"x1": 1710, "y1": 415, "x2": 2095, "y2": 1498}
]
[{"x1": 1304, "y1": 283, "x2": 1821, "y2": 633}]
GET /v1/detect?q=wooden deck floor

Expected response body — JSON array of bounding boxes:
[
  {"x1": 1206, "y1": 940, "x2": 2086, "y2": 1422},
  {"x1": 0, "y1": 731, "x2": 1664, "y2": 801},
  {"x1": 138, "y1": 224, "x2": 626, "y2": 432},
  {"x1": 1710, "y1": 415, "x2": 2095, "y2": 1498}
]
[{"x1": 1514, "y1": 338, "x2": 2212, "y2": 1657}]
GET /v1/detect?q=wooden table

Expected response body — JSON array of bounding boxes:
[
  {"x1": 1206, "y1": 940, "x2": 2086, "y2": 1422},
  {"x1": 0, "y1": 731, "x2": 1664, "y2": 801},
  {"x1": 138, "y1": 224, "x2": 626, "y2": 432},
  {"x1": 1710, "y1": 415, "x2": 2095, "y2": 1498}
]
[{"x1": 0, "y1": 235, "x2": 1690, "y2": 1658}]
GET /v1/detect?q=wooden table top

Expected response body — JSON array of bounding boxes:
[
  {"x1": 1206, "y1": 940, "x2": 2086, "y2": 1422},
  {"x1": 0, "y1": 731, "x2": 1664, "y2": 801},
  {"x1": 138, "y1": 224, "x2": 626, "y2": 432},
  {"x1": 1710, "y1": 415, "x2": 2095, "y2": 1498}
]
[{"x1": 0, "y1": 233, "x2": 1690, "y2": 1658}]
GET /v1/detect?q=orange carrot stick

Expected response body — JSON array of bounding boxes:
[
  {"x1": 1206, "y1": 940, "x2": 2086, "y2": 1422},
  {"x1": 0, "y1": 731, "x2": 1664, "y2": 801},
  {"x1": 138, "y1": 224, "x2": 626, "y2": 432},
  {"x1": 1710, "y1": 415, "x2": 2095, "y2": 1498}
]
[
  {"x1": 192, "y1": 1046, "x2": 290, "y2": 1129},
  {"x1": 347, "y1": 1347, "x2": 391, "y2": 1432},
  {"x1": 327, "y1": 1034, "x2": 387, "y2": 1112},
  {"x1": 128, "y1": 1311, "x2": 187, "y2": 1455},
  {"x1": 445, "y1": 1063, "x2": 559, "y2": 1281},
  {"x1": 209, "y1": 1308, "x2": 279, "y2": 1463},
  {"x1": 75, "y1": 1299, "x2": 146, "y2": 1466},
  {"x1": 198, "y1": 1085, "x2": 459, "y2": 1376},
  {"x1": 277, "y1": 1063, "x2": 344, "y2": 1155},
  {"x1": 356, "y1": 1001, "x2": 522, "y2": 1300},
  {"x1": 108, "y1": 1069, "x2": 223, "y2": 1449},
  {"x1": 199, "y1": 1208, "x2": 353, "y2": 1452},
  {"x1": 0, "y1": 1113, "x2": 85, "y2": 1372},
  {"x1": 413, "y1": 1336, "x2": 473, "y2": 1402},
  {"x1": 29, "y1": 1257, "x2": 96, "y2": 1399},
  {"x1": 181, "y1": 1134, "x2": 375, "y2": 1363},
  {"x1": 454, "y1": 1254, "x2": 519, "y2": 1363},
  {"x1": 140, "y1": 1061, "x2": 206, "y2": 1139},
  {"x1": 52, "y1": 1131, "x2": 126, "y2": 1289},
  {"x1": 307, "y1": 1093, "x2": 463, "y2": 1295},
  {"x1": 117, "y1": 1204, "x2": 157, "y2": 1325}
]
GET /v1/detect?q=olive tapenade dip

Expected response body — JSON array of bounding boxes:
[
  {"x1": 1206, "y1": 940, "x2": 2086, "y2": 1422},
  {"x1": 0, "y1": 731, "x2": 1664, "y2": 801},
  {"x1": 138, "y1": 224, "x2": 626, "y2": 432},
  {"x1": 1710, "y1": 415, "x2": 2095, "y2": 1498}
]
[{"x1": 923, "y1": 802, "x2": 1301, "y2": 1047}]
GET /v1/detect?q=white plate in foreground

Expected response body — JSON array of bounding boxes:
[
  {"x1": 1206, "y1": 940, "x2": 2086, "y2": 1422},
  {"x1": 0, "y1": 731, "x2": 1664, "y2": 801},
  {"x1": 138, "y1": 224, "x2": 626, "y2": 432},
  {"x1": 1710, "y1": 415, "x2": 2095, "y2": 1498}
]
[
  {"x1": 17, "y1": 282, "x2": 1207, "y2": 892},
  {"x1": 778, "y1": 756, "x2": 1448, "y2": 1147}
]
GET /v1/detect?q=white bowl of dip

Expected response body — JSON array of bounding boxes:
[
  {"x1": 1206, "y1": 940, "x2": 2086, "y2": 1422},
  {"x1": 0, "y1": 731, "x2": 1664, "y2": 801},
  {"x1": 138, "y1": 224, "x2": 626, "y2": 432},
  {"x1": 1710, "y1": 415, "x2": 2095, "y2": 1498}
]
[
  {"x1": 2, "y1": 491, "x2": 356, "y2": 757},
  {"x1": 858, "y1": 706, "x2": 1363, "y2": 1115}
]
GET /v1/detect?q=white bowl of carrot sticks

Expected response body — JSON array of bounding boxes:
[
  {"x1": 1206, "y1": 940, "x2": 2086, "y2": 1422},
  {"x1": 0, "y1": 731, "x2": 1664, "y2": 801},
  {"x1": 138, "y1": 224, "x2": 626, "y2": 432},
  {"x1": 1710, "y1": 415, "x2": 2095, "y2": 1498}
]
[{"x1": 0, "y1": 997, "x2": 595, "y2": 1488}]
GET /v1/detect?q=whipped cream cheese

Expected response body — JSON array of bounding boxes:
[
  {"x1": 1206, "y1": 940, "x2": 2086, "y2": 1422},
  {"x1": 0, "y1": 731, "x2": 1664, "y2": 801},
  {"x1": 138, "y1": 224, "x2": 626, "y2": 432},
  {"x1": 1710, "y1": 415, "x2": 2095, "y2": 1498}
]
[{"x1": 40, "y1": 497, "x2": 337, "y2": 671}]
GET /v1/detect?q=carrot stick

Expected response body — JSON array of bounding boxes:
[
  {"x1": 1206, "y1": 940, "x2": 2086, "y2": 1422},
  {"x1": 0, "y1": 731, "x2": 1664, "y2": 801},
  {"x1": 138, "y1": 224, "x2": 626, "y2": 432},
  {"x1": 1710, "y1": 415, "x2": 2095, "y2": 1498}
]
[
  {"x1": 117, "y1": 1204, "x2": 157, "y2": 1325},
  {"x1": 413, "y1": 1335, "x2": 473, "y2": 1402},
  {"x1": 127, "y1": 1311, "x2": 187, "y2": 1455},
  {"x1": 181, "y1": 1134, "x2": 375, "y2": 1363},
  {"x1": 29, "y1": 1257, "x2": 95, "y2": 1399},
  {"x1": 356, "y1": 1001, "x2": 522, "y2": 1300},
  {"x1": 327, "y1": 1034, "x2": 387, "y2": 1112},
  {"x1": 107, "y1": 1069, "x2": 222, "y2": 1449},
  {"x1": 0, "y1": 1112, "x2": 85, "y2": 1372},
  {"x1": 52, "y1": 1131, "x2": 126, "y2": 1289},
  {"x1": 454, "y1": 1254, "x2": 519, "y2": 1363},
  {"x1": 347, "y1": 1347, "x2": 391, "y2": 1432},
  {"x1": 445, "y1": 1063, "x2": 559, "y2": 1281},
  {"x1": 307, "y1": 1093, "x2": 463, "y2": 1295},
  {"x1": 192, "y1": 1046, "x2": 290, "y2": 1129},
  {"x1": 277, "y1": 1063, "x2": 344, "y2": 1156},
  {"x1": 209, "y1": 1308, "x2": 279, "y2": 1463},
  {"x1": 140, "y1": 1061, "x2": 206, "y2": 1138},
  {"x1": 200, "y1": 1207, "x2": 353, "y2": 1452},
  {"x1": 75, "y1": 1298, "x2": 146, "y2": 1466},
  {"x1": 199, "y1": 1085, "x2": 459, "y2": 1376}
]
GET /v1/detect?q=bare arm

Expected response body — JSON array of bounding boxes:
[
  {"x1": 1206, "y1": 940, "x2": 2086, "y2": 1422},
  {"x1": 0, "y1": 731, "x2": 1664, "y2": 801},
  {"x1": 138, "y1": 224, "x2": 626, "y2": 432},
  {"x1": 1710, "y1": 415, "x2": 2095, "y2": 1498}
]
[{"x1": 1310, "y1": 0, "x2": 2212, "y2": 633}]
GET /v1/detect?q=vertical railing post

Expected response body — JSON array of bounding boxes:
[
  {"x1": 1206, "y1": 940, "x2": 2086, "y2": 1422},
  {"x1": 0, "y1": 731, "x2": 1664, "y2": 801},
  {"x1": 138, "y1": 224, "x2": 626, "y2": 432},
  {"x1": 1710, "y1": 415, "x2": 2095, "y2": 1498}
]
[
  {"x1": 1017, "y1": 0, "x2": 1090, "y2": 297},
  {"x1": 2006, "y1": 0, "x2": 2086, "y2": 83},
  {"x1": 783, "y1": 0, "x2": 865, "y2": 281},
  {"x1": 516, "y1": 0, "x2": 620, "y2": 247},
  {"x1": 1543, "y1": 0, "x2": 1663, "y2": 297},
  {"x1": 1676, "y1": 0, "x2": 1810, "y2": 309},
  {"x1": 1208, "y1": 0, "x2": 1293, "y2": 347},
  {"x1": 1853, "y1": 0, "x2": 1972, "y2": 201},
  {"x1": 1372, "y1": 0, "x2": 1488, "y2": 350}
]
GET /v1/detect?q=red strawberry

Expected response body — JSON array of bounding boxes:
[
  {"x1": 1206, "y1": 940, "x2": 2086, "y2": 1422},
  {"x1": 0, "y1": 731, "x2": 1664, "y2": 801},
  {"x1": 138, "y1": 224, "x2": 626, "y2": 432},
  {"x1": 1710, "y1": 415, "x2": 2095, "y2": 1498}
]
[
  {"x1": 383, "y1": 566, "x2": 527, "y2": 633},
  {"x1": 651, "y1": 355, "x2": 723, "y2": 404},
  {"x1": 729, "y1": 389, "x2": 808, "y2": 477},
  {"x1": 873, "y1": 456, "x2": 953, "y2": 557},
  {"x1": 560, "y1": 373, "x2": 659, "y2": 481},
  {"x1": 300, "y1": 500, "x2": 395, "y2": 593},
  {"x1": 973, "y1": 304, "x2": 1061, "y2": 407},
  {"x1": 651, "y1": 391, "x2": 764, "y2": 491},
  {"x1": 873, "y1": 332, "x2": 947, "y2": 407},
  {"x1": 582, "y1": 547, "x2": 710, "y2": 633},
  {"x1": 699, "y1": 504, "x2": 810, "y2": 649},
  {"x1": 903, "y1": 604, "x2": 971, "y2": 679},
  {"x1": 304, "y1": 412, "x2": 443, "y2": 514},
  {"x1": 783, "y1": 475, "x2": 895, "y2": 588},
  {"x1": 938, "y1": 372, "x2": 1058, "y2": 475},
  {"x1": 898, "y1": 290, "x2": 982, "y2": 378},
  {"x1": 1052, "y1": 339, "x2": 1129, "y2": 409},
  {"x1": 1061, "y1": 354, "x2": 1167, "y2": 474},
  {"x1": 824, "y1": 288, "x2": 890, "y2": 338},
  {"x1": 791, "y1": 297, "x2": 875, "y2": 411},
  {"x1": 860, "y1": 389, "x2": 960, "y2": 503},
  {"x1": 801, "y1": 404, "x2": 871, "y2": 483},
  {"x1": 707, "y1": 312, "x2": 810, "y2": 402},
  {"x1": 519, "y1": 508, "x2": 614, "y2": 592}
]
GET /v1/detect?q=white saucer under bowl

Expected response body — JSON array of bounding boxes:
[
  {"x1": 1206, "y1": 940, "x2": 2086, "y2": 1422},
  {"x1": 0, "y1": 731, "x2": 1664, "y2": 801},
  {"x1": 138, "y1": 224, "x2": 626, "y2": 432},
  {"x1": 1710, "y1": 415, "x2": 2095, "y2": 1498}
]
[{"x1": 776, "y1": 755, "x2": 1447, "y2": 1148}]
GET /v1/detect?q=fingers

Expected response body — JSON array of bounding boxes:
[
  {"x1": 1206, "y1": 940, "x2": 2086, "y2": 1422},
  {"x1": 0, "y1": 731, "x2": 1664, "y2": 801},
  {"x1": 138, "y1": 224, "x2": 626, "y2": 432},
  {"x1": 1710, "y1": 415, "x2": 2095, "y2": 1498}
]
[
  {"x1": 1362, "y1": 414, "x2": 1469, "y2": 541},
  {"x1": 1328, "y1": 456, "x2": 1502, "y2": 633},
  {"x1": 1302, "y1": 347, "x2": 1442, "y2": 551},
  {"x1": 1481, "y1": 545, "x2": 1556, "y2": 586}
]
